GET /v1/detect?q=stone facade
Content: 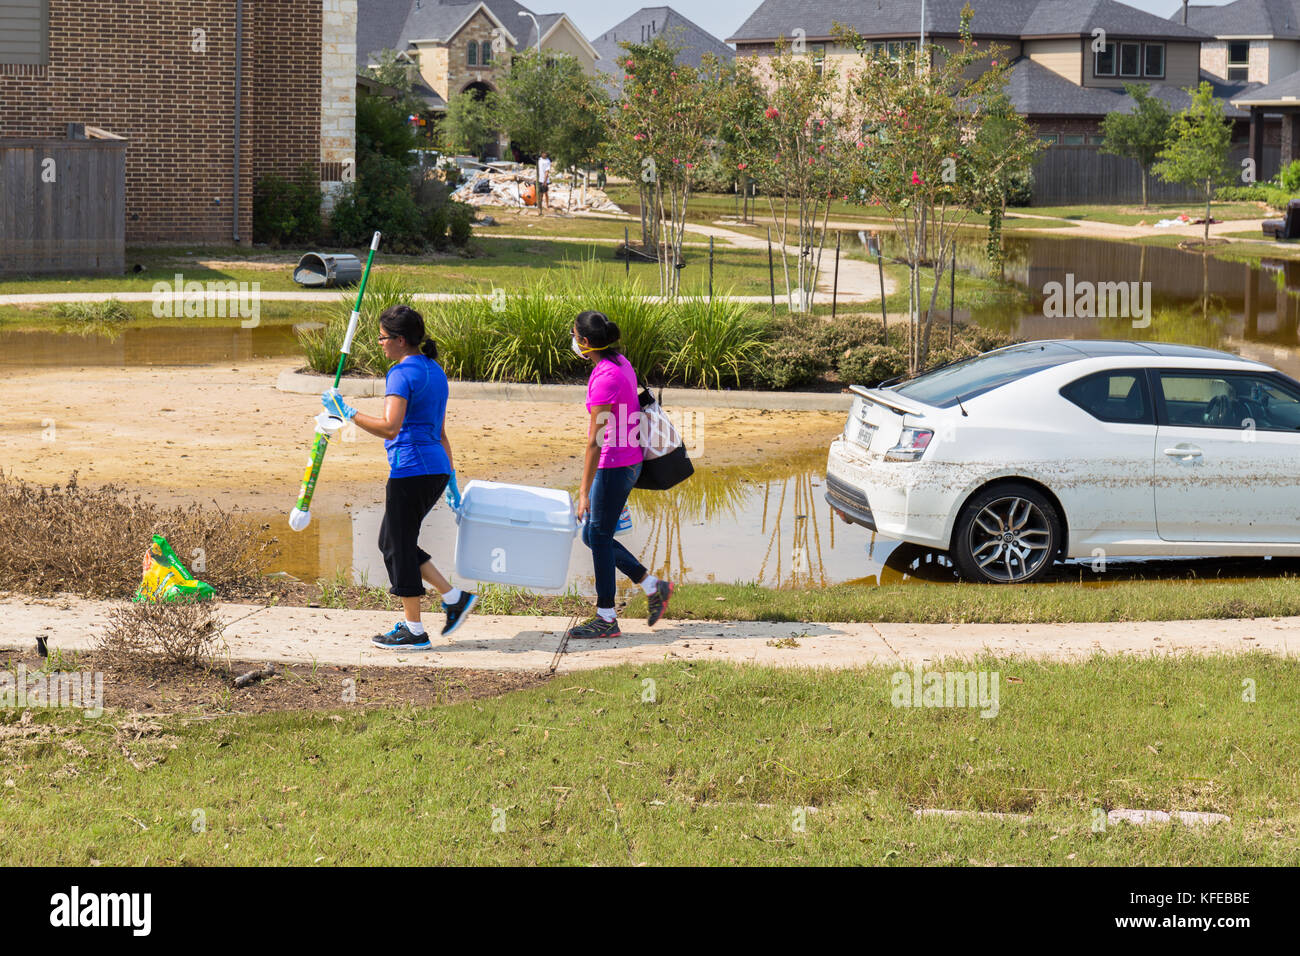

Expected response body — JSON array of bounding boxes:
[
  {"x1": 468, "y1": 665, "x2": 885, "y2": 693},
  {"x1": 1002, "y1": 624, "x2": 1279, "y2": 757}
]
[
  {"x1": 321, "y1": 0, "x2": 357, "y2": 211},
  {"x1": 1201, "y1": 39, "x2": 1270, "y2": 83},
  {"x1": 0, "y1": 0, "x2": 353, "y2": 244},
  {"x1": 417, "y1": 8, "x2": 509, "y2": 102}
]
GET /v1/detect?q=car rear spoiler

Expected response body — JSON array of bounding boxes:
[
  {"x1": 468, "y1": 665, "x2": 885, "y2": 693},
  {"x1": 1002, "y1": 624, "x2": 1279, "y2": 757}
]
[{"x1": 849, "y1": 385, "x2": 932, "y2": 418}]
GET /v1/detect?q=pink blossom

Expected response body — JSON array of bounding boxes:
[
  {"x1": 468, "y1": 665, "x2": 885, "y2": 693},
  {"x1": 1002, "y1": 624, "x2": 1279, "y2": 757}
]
[
  {"x1": 911, "y1": 171, "x2": 922, "y2": 185},
  {"x1": 856, "y1": 141, "x2": 865, "y2": 149},
  {"x1": 765, "y1": 106, "x2": 780, "y2": 120},
  {"x1": 738, "y1": 162, "x2": 748, "y2": 170}
]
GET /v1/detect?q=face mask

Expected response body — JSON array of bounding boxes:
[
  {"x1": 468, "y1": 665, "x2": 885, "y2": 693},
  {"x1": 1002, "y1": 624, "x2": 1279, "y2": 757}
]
[{"x1": 572, "y1": 335, "x2": 591, "y2": 357}]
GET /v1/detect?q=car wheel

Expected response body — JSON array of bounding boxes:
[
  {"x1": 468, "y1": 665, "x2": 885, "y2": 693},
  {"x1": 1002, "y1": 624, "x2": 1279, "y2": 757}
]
[{"x1": 952, "y1": 483, "x2": 1061, "y2": 584}]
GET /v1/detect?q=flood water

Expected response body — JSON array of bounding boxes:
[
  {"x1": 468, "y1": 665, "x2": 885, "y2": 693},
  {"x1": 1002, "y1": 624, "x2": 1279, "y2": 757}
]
[
  {"x1": 256, "y1": 447, "x2": 1300, "y2": 594},
  {"x1": 10, "y1": 232, "x2": 1300, "y2": 590},
  {"x1": 0, "y1": 323, "x2": 303, "y2": 366}
]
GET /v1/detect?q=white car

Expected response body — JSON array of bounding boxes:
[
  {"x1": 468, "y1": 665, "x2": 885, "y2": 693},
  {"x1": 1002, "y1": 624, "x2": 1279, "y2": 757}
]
[{"x1": 825, "y1": 340, "x2": 1300, "y2": 583}]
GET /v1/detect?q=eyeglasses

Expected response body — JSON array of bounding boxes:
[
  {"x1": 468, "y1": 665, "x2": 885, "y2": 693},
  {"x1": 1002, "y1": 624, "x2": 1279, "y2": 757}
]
[{"x1": 378, "y1": 334, "x2": 399, "y2": 343}]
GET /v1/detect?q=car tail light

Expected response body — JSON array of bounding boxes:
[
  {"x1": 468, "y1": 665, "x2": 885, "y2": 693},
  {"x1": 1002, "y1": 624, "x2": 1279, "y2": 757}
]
[{"x1": 884, "y1": 427, "x2": 933, "y2": 462}]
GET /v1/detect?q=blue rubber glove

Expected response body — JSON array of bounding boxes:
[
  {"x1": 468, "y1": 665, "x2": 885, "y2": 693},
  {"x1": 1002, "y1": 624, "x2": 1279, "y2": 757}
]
[
  {"x1": 321, "y1": 387, "x2": 357, "y2": 421},
  {"x1": 447, "y1": 470, "x2": 462, "y2": 511}
]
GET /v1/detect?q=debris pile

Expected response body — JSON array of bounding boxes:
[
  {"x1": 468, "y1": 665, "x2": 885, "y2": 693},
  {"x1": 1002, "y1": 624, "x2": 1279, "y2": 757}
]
[{"x1": 452, "y1": 166, "x2": 623, "y2": 213}]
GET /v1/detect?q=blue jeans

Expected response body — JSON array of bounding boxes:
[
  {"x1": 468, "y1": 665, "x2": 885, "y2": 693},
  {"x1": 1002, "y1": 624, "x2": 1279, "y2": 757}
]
[{"x1": 582, "y1": 464, "x2": 647, "y2": 608}]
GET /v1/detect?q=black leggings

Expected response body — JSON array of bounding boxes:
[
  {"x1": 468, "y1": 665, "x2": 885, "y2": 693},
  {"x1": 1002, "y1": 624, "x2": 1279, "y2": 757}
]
[{"x1": 379, "y1": 474, "x2": 450, "y2": 597}]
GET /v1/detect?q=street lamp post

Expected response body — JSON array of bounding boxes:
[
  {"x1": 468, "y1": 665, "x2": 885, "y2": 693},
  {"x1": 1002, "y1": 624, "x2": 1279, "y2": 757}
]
[{"x1": 518, "y1": 11, "x2": 541, "y2": 53}]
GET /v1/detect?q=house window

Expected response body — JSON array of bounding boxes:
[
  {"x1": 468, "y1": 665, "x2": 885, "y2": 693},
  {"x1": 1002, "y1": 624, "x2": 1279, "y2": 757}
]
[
  {"x1": 468, "y1": 41, "x2": 477, "y2": 67},
  {"x1": 1228, "y1": 41, "x2": 1249, "y2": 81},
  {"x1": 1088, "y1": 133, "x2": 1106, "y2": 145},
  {"x1": 1095, "y1": 42, "x2": 1116, "y2": 76},
  {"x1": 810, "y1": 42, "x2": 825, "y2": 75},
  {"x1": 1144, "y1": 43, "x2": 1164, "y2": 78},
  {"x1": 1119, "y1": 42, "x2": 1141, "y2": 77},
  {"x1": 481, "y1": 40, "x2": 492, "y2": 65},
  {"x1": 1039, "y1": 132, "x2": 1060, "y2": 144},
  {"x1": 1062, "y1": 133, "x2": 1086, "y2": 145},
  {"x1": 0, "y1": 0, "x2": 48, "y2": 65}
]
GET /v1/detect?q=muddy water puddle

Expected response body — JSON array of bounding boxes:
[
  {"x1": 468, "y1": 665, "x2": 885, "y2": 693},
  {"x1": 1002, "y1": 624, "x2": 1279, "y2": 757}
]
[
  {"x1": 252, "y1": 450, "x2": 1299, "y2": 596},
  {"x1": 0, "y1": 324, "x2": 303, "y2": 366}
]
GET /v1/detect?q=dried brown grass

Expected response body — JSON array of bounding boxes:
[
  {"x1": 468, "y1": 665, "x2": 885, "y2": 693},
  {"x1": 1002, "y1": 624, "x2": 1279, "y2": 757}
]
[
  {"x1": 0, "y1": 473, "x2": 276, "y2": 600},
  {"x1": 95, "y1": 600, "x2": 226, "y2": 673}
]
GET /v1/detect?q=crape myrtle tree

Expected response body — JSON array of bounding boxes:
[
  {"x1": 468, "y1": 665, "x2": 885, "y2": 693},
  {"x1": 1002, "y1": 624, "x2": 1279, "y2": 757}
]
[
  {"x1": 606, "y1": 37, "x2": 724, "y2": 297},
  {"x1": 496, "y1": 49, "x2": 609, "y2": 207},
  {"x1": 839, "y1": 8, "x2": 1040, "y2": 372},
  {"x1": 728, "y1": 44, "x2": 852, "y2": 313},
  {"x1": 1154, "y1": 81, "x2": 1234, "y2": 245},
  {"x1": 1100, "y1": 83, "x2": 1173, "y2": 209}
]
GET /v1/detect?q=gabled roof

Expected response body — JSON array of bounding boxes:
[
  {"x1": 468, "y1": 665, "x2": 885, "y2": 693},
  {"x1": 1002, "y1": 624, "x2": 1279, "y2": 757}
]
[
  {"x1": 1004, "y1": 56, "x2": 1255, "y2": 117},
  {"x1": 1180, "y1": 0, "x2": 1300, "y2": 39},
  {"x1": 357, "y1": 0, "x2": 559, "y2": 63},
  {"x1": 593, "y1": 6, "x2": 734, "y2": 69},
  {"x1": 729, "y1": 0, "x2": 1206, "y2": 43}
]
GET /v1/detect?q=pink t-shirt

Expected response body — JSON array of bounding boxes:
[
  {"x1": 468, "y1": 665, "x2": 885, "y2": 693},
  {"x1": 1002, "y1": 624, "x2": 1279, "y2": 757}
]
[{"x1": 586, "y1": 354, "x2": 644, "y2": 469}]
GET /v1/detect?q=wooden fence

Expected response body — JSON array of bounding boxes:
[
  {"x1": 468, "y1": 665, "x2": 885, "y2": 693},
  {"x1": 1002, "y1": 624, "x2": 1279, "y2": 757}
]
[
  {"x1": 1030, "y1": 144, "x2": 1280, "y2": 206},
  {"x1": 0, "y1": 125, "x2": 126, "y2": 276}
]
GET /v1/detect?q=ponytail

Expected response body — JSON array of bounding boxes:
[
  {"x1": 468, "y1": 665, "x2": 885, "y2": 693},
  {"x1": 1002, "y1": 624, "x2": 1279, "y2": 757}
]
[
  {"x1": 379, "y1": 303, "x2": 437, "y2": 361},
  {"x1": 574, "y1": 309, "x2": 621, "y2": 361}
]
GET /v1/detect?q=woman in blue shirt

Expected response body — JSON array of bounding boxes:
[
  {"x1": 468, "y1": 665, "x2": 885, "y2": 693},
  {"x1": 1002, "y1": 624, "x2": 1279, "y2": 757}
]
[{"x1": 322, "y1": 305, "x2": 477, "y2": 649}]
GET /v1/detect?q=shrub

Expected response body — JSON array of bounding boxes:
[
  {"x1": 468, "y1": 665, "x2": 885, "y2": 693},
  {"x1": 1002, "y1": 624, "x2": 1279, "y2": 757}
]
[
  {"x1": 53, "y1": 299, "x2": 132, "y2": 325},
  {"x1": 1281, "y1": 160, "x2": 1300, "y2": 193},
  {"x1": 838, "y1": 343, "x2": 909, "y2": 387},
  {"x1": 424, "y1": 296, "x2": 499, "y2": 381},
  {"x1": 557, "y1": 261, "x2": 671, "y2": 381},
  {"x1": 0, "y1": 473, "x2": 273, "y2": 600},
  {"x1": 487, "y1": 280, "x2": 577, "y2": 382},
  {"x1": 329, "y1": 152, "x2": 425, "y2": 253},
  {"x1": 300, "y1": 272, "x2": 420, "y2": 376},
  {"x1": 665, "y1": 292, "x2": 767, "y2": 389},
  {"x1": 448, "y1": 201, "x2": 474, "y2": 247},
  {"x1": 253, "y1": 163, "x2": 322, "y2": 246},
  {"x1": 96, "y1": 601, "x2": 225, "y2": 673}
]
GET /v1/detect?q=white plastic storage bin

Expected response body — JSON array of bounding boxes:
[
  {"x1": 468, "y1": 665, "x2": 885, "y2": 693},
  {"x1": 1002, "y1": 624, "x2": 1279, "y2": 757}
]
[{"x1": 454, "y1": 480, "x2": 578, "y2": 589}]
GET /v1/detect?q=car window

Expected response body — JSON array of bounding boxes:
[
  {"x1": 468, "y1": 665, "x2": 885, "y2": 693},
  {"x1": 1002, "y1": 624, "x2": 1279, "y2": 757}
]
[
  {"x1": 1060, "y1": 370, "x2": 1153, "y2": 424},
  {"x1": 1158, "y1": 371, "x2": 1300, "y2": 431},
  {"x1": 894, "y1": 343, "x2": 1079, "y2": 408}
]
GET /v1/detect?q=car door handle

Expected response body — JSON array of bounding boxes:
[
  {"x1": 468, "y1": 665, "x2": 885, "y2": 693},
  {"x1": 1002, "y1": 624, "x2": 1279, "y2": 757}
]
[{"x1": 1163, "y1": 445, "x2": 1203, "y2": 459}]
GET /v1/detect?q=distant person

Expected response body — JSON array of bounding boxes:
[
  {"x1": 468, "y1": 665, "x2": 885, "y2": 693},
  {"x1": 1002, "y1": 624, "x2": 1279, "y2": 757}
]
[
  {"x1": 565, "y1": 310, "x2": 673, "y2": 640},
  {"x1": 537, "y1": 151, "x2": 552, "y2": 214},
  {"x1": 322, "y1": 304, "x2": 478, "y2": 649}
]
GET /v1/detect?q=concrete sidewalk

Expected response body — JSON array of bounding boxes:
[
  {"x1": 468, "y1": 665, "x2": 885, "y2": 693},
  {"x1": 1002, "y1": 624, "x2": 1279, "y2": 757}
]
[{"x1": 1, "y1": 596, "x2": 1293, "y2": 674}]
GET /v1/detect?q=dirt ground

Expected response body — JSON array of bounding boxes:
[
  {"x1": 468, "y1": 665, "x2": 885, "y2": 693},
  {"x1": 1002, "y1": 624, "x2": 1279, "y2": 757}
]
[
  {"x1": 1, "y1": 357, "x2": 844, "y2": 509},
  {"x1": 0, "y1": 648, "x2": 549, "y2": 716}
]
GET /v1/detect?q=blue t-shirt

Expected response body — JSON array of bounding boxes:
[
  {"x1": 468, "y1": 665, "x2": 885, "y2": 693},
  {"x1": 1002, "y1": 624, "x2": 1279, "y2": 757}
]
[{"x1": 384, "y1": 355, "x2": 452, "y2": 479}]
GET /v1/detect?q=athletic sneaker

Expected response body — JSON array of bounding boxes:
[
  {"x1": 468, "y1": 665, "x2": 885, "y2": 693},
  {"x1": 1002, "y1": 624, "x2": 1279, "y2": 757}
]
[
  {"x1": 646, "y1": 580, "x2": 674, "y2": 627},
  {"x1": 441, "y1": 591, "x2": 479, "y2": 637},
  {"x1": 565, "y1": 615, "x2": 621, "y2": 640},
  {"x1": 372, "y1": 622, "x2": 432, "y2": 650}
]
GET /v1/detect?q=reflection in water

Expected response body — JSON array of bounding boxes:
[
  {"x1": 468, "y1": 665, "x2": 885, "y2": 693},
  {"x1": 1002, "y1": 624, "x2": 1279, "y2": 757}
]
[
  {"x1": 0, "y1": 324, "x2": 303, "y2": 366},
  {"x1": 248, "y1": 449, "x2": 954, "y2": 594},
  {"x1": 869, "y1": 230, "x2": 1300, "y2": 378}
]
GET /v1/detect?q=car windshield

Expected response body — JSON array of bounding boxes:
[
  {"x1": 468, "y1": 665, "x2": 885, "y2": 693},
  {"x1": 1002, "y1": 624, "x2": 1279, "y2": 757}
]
[{"x1": 894, "y1": 343, "x2": 1079, "y2": 408}]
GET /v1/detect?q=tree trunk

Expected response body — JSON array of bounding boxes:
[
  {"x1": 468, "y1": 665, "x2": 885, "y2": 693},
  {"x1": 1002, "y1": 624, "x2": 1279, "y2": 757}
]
[
  {"x1": 1204, "y1": 181, "x2": 1212, "y2": 245},
  {"x1": 1140, "y1": 167, "x2": 1148, "y2": 210}
]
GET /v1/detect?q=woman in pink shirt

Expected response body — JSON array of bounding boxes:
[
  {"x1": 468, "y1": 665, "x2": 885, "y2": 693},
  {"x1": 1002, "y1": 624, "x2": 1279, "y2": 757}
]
[{"x1": 567, "y1": 310, "x2": 673, "y2": 640}]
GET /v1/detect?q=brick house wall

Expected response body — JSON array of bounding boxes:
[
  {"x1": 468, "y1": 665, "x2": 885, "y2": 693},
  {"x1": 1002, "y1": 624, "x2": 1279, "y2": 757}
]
[{"x1": 0, "y1": 0, "x2": 333, "y2": 245}]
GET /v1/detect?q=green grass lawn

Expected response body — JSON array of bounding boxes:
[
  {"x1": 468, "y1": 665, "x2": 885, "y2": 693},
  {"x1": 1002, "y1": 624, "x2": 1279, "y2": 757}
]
[
  {"x1": 629, "y1": 576, "x2": 1300, "y2": 624},
  {"x1": 4, "y1": 655, "x2": 1295, "y2": 865},
  {"x1": 0, "y1": 238, "x2": 778, "y2": 300},
  {"x1": 1016, "y1": 202, "x2": 1267, "y2": 227}
]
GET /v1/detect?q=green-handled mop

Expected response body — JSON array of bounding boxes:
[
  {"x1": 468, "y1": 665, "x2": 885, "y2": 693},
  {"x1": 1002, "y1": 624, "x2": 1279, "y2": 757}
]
[{"x1": 289, "y1": 231, "x2": 381, "y2": 532}]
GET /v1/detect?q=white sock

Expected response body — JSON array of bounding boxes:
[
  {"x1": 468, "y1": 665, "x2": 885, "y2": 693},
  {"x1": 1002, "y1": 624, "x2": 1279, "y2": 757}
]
[
  {"x1": 640, "y1": 574, "x2": 659, "y2": 596},
  {"x1": 597, "y1": 607, "x2": 617, "y2": 623},
  {"x1": 442, "y1": 587, "x2": 462, "y2": 605},
  {"x1": 405, "y1": 620, "x2": 426, "y2": 636}
]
